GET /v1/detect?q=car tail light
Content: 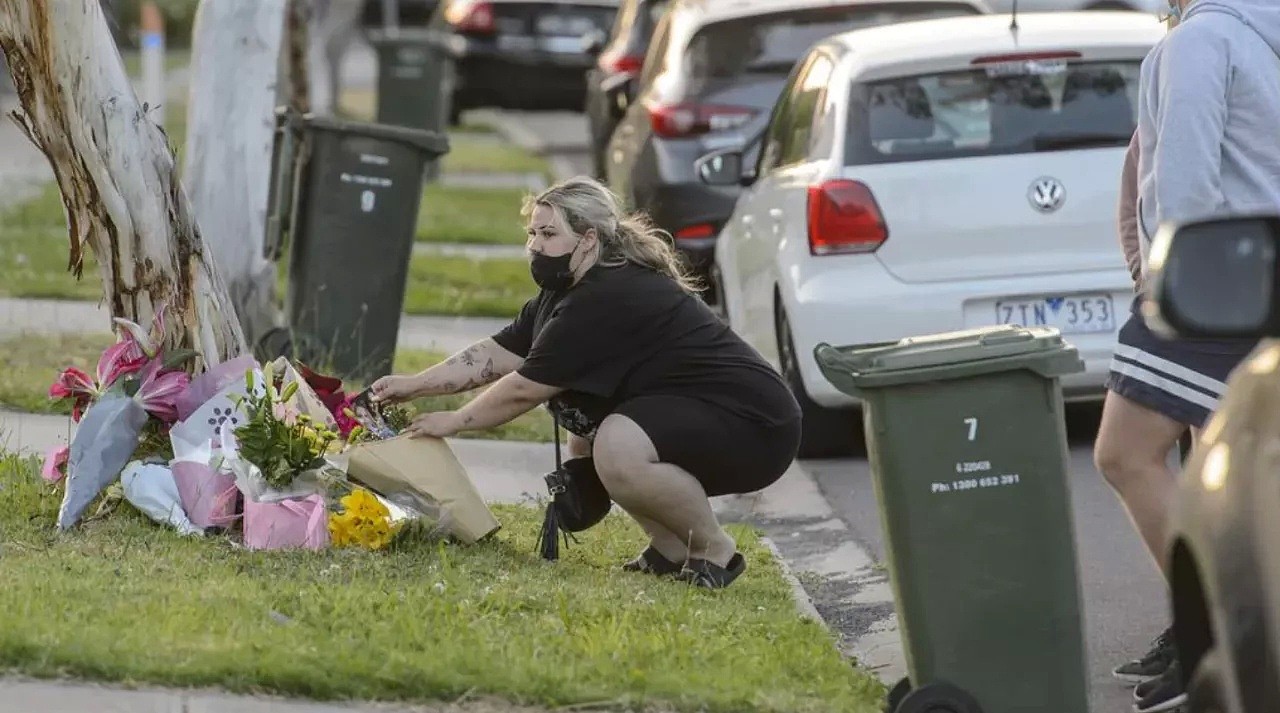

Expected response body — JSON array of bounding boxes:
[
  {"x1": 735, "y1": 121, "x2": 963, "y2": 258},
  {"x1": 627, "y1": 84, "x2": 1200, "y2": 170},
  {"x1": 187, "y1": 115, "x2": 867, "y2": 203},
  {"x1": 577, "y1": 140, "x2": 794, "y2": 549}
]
[
  {"x1": 446, "y1": 0, "x2": 495, "y2": 34},
  {"x1": 645, "y1": 102, "x2": 755, "y2": 139},
  {"x1": 675, "y1": 223, "x2": 716, "y2": 241},
  {"x1": 807, "y1": 180, "x2": 887, "y2": 256},
  {"x1": 600, "y1": 52, "x2": 644, "y2": 75},
  {"x1": 970, "y1": 50, "x2": 1081, "y2": 65}
]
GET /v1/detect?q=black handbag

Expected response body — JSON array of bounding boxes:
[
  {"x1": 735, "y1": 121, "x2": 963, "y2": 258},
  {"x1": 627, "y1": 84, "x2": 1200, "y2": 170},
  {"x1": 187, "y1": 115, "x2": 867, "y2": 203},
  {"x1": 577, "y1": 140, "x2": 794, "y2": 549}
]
[{"x1": 537, "y1": 413, "x2": 612, "y2": 561}]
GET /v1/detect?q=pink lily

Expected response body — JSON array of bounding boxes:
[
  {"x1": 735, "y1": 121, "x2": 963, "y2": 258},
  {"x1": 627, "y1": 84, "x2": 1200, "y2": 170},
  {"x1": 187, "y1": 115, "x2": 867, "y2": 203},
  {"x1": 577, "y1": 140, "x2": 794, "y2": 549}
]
[
  {"x1": 41, "y1": 445, "x2": 69, "y2": 483},
  {"x1": 113, "y1": 302, "x2": 169, "y2": 360},
  {"x1": 133, "y1": 357, "x2": 190, "y2": 424},
  {"x1": 48, "y1": 366, "x2": 96, "y2": 401},
  {"x1": 96, "y1": 340, "x2": 148, "y2": 389},
  {"x1": 48, "y1": 366, "x2": 97, "y2": 422}
]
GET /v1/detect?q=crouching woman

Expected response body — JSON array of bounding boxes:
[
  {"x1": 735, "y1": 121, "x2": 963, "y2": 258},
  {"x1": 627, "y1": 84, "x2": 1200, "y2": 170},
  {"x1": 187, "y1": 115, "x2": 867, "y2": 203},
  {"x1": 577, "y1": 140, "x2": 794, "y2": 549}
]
[{"x1": 371, "y1": 177, "x2": 801, "y2": 589}]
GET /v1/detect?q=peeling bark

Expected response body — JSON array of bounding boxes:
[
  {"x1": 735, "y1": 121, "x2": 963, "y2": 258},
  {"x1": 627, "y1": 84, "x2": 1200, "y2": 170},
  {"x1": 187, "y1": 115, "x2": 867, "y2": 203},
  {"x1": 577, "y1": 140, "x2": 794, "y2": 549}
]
[
  {"x1": 182, "y1": 0, "x2": 288, "y2": 348},
  {"x1": 0, "y1": 0, "x2": 246, "y2": 366}
]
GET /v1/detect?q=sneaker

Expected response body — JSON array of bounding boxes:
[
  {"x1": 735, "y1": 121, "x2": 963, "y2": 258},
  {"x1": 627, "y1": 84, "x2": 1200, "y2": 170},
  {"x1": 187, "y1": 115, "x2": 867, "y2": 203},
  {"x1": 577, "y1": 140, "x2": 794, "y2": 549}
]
[
  {"x1": 1133, "y1": 674, "x2": 1161, "y2": 702},
  {"x1": 1114, "y1": 627, "x2": 1176, "y2": 683},
  {"x1": 1133, "y1": 659, "x2": 1188, "y2": 713}
]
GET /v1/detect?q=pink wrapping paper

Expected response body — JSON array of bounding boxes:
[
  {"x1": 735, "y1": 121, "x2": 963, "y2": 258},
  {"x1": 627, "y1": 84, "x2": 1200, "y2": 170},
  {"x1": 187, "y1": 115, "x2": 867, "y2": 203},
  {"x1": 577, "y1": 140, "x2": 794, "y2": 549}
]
[
  {"x1": 175, "y1": 355, "x2": 258, "y2": 422},
  {"x1": 243, "y1": 494, "x2": 330, "y2": 551},
  {"x1": 172, "y1": 462, "x2": 239, "y2": 530}
]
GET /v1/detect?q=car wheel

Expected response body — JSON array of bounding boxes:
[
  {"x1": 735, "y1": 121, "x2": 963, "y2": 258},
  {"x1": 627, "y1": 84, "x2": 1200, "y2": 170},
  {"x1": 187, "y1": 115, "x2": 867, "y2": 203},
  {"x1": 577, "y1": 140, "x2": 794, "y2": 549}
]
[
  {"x1": 1188, "y1": 648, "x2": 1233, "y2": 713},
  {"x1": 776, "y1": 304, "x2": 860, "y2": 459}
]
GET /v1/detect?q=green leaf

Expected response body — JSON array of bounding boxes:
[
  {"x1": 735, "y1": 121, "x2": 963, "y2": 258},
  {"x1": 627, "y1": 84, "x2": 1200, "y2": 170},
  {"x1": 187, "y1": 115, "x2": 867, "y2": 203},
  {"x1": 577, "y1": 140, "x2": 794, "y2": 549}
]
[{"x1": 161, "y1": 348, "x2": 200, "y2": 371}]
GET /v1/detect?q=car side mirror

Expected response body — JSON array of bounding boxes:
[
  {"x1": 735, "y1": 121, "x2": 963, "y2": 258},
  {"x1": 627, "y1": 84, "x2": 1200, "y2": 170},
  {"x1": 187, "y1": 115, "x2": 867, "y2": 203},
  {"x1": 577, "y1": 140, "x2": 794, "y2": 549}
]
[
  {"x1": 582, "y1": 29, "x2": 607, "y2": 56},
  {"x1": 1146, "y1": 216, "x2": 1280, "y2": 339},
  {"x1": 695, "y1": 150, "x2": 746, "y2": 187}
]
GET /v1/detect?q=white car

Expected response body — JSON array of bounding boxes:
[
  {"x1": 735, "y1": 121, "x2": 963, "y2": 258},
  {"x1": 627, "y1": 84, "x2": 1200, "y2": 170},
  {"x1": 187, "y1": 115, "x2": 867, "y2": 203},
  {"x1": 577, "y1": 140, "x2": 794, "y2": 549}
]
[{"x1": 700, "y1": 12, "x2": 1166, "y2": 457}]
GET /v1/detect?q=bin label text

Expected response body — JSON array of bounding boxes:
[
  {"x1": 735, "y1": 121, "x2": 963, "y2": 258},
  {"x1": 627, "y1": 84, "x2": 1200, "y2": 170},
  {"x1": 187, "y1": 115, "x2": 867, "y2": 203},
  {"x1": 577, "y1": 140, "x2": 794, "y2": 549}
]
[
  {"x1": 964, "y1": 417, "x2": 978, "y2": 441},
  {"x1": 932, "y1": 473, "x2": 1020, "y2": 494}
]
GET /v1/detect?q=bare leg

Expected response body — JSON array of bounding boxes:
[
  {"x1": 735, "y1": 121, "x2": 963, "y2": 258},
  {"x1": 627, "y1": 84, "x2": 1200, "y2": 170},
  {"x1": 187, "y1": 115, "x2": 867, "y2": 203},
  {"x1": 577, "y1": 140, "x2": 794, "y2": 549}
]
[
  {"x1": 1094, "y1": 391, "x2": 1187, "y2": 577},
  {"x1": 567, "y1": 431, "x2": 688, "y2": 562},
  {"x1": 592, "y1": 414, "x2": 736, "y2": 567}
]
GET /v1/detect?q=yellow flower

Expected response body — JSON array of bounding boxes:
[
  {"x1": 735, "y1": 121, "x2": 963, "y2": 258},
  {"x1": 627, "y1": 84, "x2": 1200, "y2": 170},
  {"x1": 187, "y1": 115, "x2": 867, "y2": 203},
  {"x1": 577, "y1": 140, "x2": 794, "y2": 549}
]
[
  {"x1": 328, "y1": 511, "x2": 357, "y2": 547},
  {"x1": 341, "y1": 489, "x2": 389, "y2": 520}
]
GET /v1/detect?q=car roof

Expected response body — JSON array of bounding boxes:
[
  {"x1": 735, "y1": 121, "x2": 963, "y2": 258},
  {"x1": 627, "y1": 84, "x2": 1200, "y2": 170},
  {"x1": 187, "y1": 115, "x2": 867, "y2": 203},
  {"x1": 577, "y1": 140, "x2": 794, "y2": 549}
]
[
  {"x1": 828, "y1": 11, "x2": 1165, "y2": 77},
  {"x1": 670, "y1": 0, "x2": 987, "y2": 26}
]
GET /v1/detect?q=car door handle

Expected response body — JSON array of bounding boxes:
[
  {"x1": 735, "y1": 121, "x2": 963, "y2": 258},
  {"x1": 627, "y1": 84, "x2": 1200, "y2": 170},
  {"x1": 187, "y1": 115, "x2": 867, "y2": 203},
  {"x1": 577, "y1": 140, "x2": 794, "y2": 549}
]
[{"x1": 768, "y1": 209, "x2": 784, "y2": 221}]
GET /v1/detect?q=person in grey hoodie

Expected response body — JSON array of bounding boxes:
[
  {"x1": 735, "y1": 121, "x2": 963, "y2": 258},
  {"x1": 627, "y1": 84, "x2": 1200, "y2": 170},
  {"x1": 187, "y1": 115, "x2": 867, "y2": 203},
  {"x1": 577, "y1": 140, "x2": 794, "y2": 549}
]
[{"x1": 1095, "y1": 0, "x2": 1280, "y2": 710}]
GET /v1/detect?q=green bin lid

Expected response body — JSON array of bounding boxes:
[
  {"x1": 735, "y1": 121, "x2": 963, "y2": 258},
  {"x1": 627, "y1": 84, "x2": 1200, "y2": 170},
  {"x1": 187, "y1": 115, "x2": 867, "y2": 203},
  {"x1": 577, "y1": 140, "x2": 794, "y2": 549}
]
[
  {"x1": 290, "y1": 110, "x2": 451, "y2": 157},
  {"x1": 813, "y1": 324, "x2": 1084, "y2": 392}
]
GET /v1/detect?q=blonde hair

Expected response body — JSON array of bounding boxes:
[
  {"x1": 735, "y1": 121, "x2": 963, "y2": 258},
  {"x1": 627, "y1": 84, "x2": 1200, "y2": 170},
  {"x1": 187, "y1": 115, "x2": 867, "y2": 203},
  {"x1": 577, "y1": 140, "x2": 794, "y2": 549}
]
[{"x1": 522, "y1": 177, "x2": 703, "y2": 294}]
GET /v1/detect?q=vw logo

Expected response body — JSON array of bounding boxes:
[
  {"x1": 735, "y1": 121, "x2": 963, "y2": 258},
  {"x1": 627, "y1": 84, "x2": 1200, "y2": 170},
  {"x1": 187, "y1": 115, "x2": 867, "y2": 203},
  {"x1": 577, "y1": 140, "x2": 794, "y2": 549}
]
[{"x1": 1028, "y1": 177, "x2": 1066, "y2": 213}]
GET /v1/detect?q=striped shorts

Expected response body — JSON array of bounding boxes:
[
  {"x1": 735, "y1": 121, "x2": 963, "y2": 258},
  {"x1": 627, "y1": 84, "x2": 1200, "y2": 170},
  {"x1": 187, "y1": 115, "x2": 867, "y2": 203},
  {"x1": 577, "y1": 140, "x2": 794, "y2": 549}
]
[{"x1": 1106, "y1": 295, "x2": 1257, "y2": 429}]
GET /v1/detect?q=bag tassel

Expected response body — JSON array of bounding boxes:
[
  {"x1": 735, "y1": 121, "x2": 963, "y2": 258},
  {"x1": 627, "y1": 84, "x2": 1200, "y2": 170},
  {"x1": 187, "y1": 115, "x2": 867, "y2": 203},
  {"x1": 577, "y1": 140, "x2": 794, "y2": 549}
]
[{"x1": 538, "y1": 502, "x2": 561, "y2": 561}]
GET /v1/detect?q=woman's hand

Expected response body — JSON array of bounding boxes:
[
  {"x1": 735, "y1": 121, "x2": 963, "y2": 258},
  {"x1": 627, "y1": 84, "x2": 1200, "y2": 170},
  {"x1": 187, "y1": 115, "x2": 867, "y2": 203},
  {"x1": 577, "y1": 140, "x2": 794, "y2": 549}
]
[
  {"x1": 404, "y1": 411, "x2": 463, "y2": 439},
  {"x1": 370, "y1": 374, "x2": 422, "y2": 404}
]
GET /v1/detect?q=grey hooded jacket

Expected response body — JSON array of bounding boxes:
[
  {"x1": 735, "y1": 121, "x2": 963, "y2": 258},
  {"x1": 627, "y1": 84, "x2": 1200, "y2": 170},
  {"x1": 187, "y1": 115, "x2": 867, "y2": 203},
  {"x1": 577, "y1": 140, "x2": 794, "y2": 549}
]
[{"x1": 1136, "y1": 0, "x2": 1280, "y2": 278}]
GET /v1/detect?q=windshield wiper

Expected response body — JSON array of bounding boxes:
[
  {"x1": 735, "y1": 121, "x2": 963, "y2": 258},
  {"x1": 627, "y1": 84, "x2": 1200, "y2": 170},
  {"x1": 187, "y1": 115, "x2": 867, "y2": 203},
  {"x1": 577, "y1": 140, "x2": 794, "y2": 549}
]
[{"x1": 1031, "y1": 133, "x2": 1132, "y2": 150}]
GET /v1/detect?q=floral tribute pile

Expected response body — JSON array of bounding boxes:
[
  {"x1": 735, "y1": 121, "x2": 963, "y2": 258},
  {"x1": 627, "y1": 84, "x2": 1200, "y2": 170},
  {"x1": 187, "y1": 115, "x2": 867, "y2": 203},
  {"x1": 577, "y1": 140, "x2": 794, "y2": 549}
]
[{"x1": 41, "y1": 305, "x2": 428, "y2": 552}]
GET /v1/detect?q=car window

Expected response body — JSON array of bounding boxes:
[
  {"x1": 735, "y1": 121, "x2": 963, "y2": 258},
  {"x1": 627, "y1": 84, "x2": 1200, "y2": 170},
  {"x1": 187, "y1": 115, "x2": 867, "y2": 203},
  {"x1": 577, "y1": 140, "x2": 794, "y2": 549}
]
[
  {"x1": 684, "y1": 3, "x2": 979, "y2": 96},
  {"x1": 846, "y1": 59, "x2": 1142, "y2": 165},
  {"x1": 780, "y1": 53, "x2": 835, "y2": 165},
  {"x1": 757, "y1": 56, "x2": 812, "y2": 177}
]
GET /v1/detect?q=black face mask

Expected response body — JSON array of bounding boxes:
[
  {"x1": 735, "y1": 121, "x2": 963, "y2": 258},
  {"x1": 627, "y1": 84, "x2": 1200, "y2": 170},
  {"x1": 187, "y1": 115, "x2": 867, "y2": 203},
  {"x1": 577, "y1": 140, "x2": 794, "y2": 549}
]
[{"x1": 529, "y1": 240, "x2": 582, "y2": 291}]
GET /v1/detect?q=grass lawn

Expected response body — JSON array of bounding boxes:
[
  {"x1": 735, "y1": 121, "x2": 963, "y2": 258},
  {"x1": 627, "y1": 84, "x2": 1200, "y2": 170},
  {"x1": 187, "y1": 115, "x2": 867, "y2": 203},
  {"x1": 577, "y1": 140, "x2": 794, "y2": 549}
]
[
  {"x1": 0, "y1": 334, "x2": 551, "y2": 443},
  {"x1": 441, "y1": 134, "x2": 550, "y2": 179},
  {"x1": 417, "y1": 184, "x2": 529, "y2": 246},
  {"x1": 0, "y1": 458, "x2": 883, "y2": 712},
  {"x1": 120, "y1": 49, "x2": 192, "y2": 79},
  {"x1": 0, "y1": 185, "x2": 103, "y2": 302},
  {"x1": 403, "y1": 254, "x2": 534, "y2": 319},
  {"x1": 1, "y1": 186, "x2": 532, "y2": 319}
]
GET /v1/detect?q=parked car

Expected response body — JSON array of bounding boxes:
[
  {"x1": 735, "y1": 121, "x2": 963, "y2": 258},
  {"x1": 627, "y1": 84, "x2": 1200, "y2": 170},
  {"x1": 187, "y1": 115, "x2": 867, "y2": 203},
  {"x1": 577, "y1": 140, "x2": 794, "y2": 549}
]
[
  {"x1": 1144, "y1": 215, "x2": 1280, "y2": 712},
  {"x1": 584, "y1": 0, "x2": 671, "y2": 179},
  {"x1": 362, "y1": 0, "x2": 439, "y2": 27},
  {"x1": 703, "y1": 11, "x2": 1163, "y2": 457},
  {"x1": 603, "y1": 0, "x2": 989, "y2": 310},
  {"x1": 429, "y1": 0, "x2": 619, "y2": 116}
]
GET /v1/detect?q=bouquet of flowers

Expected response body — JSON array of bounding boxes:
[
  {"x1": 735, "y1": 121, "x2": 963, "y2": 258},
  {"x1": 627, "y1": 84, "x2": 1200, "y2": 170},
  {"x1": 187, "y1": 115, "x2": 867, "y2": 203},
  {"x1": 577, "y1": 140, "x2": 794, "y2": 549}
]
[
  {"x1": 328, "y1": 486, "x2": 401, "y2": 551},
  {"x1": 46, "y1": 305, "x2": 194, "y2": 530}
]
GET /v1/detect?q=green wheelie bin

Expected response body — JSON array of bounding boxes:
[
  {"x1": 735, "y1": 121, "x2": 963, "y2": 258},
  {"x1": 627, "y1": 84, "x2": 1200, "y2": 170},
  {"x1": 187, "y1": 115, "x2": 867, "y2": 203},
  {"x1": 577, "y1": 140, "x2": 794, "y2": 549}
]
[{"x1": 814, "y1": 325, "x2": 1088, "y2": 713}]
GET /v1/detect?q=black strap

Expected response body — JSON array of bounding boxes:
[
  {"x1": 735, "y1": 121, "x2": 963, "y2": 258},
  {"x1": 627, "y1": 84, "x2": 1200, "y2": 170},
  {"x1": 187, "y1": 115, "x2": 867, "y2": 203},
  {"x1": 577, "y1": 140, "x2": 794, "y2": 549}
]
[{"x1": 552, "y1": 410, "x2": 562, "y2": 470}]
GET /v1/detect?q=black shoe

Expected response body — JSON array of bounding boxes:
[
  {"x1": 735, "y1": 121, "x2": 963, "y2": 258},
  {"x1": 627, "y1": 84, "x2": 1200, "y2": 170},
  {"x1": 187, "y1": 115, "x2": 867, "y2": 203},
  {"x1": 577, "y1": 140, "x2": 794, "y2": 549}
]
[
  {"x1": 1114, "y1": 627, "x2": 1176, "y2": 683},
  {"x1": 1133, "y1": 673, "x2": 1161, "y2": 702},
  {"x1": 1133, "y1": 659, "x2": 1188, "y2": 713}
]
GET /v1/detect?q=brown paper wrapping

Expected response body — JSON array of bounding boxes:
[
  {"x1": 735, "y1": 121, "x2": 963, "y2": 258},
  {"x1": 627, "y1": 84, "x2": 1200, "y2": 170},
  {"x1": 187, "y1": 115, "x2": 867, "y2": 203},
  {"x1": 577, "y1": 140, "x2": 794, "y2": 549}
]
[{"x1": 345, "y1": 435, "x2": 500, "y2": 544}]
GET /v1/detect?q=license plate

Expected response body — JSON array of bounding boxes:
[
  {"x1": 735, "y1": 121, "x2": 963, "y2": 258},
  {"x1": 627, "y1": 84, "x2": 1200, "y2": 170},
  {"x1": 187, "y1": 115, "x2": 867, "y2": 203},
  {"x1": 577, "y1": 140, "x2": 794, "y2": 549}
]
[
  {"x1": 537, "y1": 14, "x2": 595, "y2": 36},
  {"x1": 995, "y1": 293, "x2": 1116, "y2": 334},
  {"x1": 538, "y1": 35, "x2": 584, "y2": 53}
]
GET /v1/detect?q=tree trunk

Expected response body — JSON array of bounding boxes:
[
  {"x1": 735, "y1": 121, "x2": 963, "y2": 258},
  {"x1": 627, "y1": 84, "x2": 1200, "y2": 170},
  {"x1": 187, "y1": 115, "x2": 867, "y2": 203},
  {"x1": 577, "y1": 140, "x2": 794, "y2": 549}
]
[
  {"x1": 0, "y1": 0, "x2": 246, "y2": 366},
  {"x1": 284, "y1": 0, "x2": 313, "y2": 114},
  {"x1": 181, "y1": 0, "x2": 289, "y2": 349}
]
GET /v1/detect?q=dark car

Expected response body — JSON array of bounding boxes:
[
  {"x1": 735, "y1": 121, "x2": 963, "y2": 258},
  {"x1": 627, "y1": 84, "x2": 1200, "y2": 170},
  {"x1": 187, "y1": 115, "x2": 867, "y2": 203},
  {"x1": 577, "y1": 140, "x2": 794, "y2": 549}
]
[
  {"x1": 429, "y1": 0, "x2": 620, "y2": 116},
  {"x1": 583, "y1": 0, "x2": 670, "y2": 179},
  {"x1": 603, "y1": 0, "x2": 988, "y2": 306},
  {"x1": 362, "y1": 0, "x2": 439, "y2": 27},
  {"x1": 1143, "y1": 215, "x2": 1280, "y2": 712}
]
